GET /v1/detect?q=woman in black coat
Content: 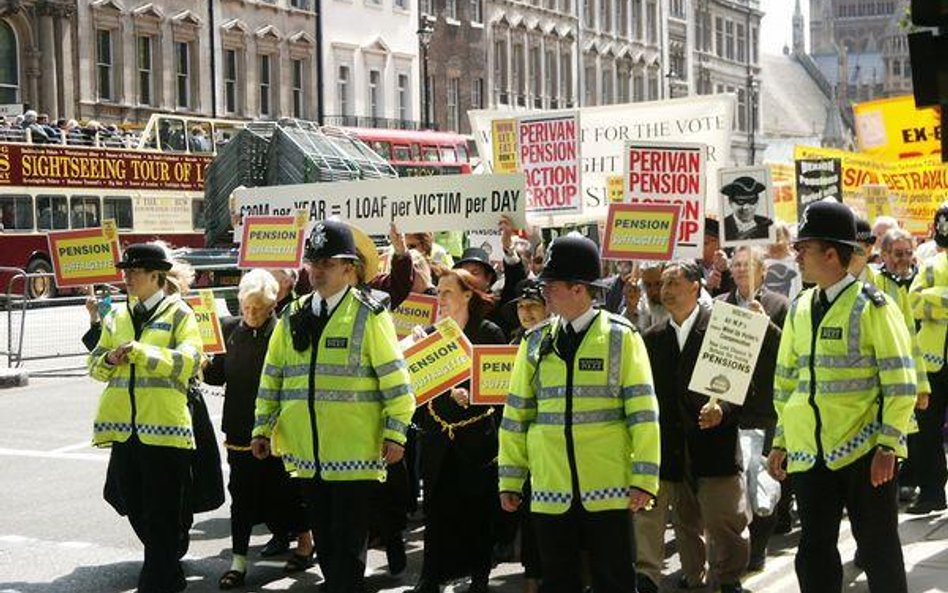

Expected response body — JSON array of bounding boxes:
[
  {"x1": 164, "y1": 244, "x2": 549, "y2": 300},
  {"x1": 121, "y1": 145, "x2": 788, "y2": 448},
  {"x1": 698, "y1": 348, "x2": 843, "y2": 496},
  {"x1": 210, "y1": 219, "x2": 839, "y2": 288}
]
[{"x1": 412, "y1": 268, "x2": 506, "y2": 593}]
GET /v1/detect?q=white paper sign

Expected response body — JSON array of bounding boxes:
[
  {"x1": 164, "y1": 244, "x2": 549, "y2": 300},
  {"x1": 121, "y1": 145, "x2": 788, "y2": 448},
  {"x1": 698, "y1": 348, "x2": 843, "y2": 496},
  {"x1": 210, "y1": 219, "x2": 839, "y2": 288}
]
[
  {"x1": 688, "y1": 301, "x2": 770, "y2": 406},
  {"x1": 467, "y1": 229, "x2": 504, "y2": 262},
  {"x1": 718, "y1": 165, "x2": 776, "y2": 248},
  {"x1": 232, "y1": 173, "x2": 527, "y2": 237}
]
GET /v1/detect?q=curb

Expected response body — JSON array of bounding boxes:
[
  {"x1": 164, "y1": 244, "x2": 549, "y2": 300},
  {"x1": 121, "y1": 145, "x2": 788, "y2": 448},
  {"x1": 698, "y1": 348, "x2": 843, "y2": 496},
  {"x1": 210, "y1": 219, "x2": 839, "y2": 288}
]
[{"x1": 0, "y1": 369, "x2": 29, "y2": 389}]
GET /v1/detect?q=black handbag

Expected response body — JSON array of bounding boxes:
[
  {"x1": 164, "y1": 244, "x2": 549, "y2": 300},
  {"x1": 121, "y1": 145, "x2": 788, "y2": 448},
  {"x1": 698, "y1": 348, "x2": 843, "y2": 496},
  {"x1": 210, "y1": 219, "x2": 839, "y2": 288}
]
[{"x1": 186, "y1": 381, "x2": 225, "y2": 513}]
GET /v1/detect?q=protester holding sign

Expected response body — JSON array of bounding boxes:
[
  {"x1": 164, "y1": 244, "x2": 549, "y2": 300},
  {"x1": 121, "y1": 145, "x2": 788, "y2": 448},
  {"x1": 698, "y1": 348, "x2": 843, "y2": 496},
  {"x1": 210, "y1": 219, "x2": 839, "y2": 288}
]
[
  {"x1": 412, "y1": 268, "x2": 506, "y2": 593},
  {"x1": 700, "y1": 218, "x2": 736, "y2": 297}
]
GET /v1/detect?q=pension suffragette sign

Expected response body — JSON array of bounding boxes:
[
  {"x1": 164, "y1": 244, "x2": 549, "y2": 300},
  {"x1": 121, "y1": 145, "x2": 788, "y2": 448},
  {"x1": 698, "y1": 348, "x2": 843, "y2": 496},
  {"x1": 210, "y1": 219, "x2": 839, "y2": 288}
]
[
  {"x1": 47, "y1": 220, "x2": 122, "y2": 287},
  {"x1": 688, "y1": 301, "x2": 769, "y2": 406},
  {"x1": 402, "y1": 317, "x2": 473, "y2": 405},
  {"x1": 517, "y1": 112, "x2": 582, "y2": 217},
  {"x1": 391, "y1": 293, "x2": 439, "y2": 339},
  {"x1": 237, "y1": 211, "x2": 307, "y2": 269},
  {"x1": 184, "y1": 289, "x2": 226, "y2": 354},
  {"x1": 470, "y1": 345, "x2": 518, "y2": 405},
  {"x1": 601, "y1": 203, "x2": 680, "y2": 261},
  {"x1": 233, "y1": 173, "x2": 527, "y2": 236}
]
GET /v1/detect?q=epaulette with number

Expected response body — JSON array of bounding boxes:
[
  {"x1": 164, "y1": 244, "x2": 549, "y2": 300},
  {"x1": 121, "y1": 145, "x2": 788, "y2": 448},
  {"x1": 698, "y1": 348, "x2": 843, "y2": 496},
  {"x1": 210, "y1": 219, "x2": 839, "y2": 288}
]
[
  {"x1": 862, "y1": 281, "x2": 887, "y2": 307},
  {"x1": 524, "y1": 317, "x2": 553, "y2": 337},
  {"x1": 607, "y1": 312, "x2": 638, "y2": 332},
  {"x1": 353, "y1": 287, "x2": 385, "y2": 314}
]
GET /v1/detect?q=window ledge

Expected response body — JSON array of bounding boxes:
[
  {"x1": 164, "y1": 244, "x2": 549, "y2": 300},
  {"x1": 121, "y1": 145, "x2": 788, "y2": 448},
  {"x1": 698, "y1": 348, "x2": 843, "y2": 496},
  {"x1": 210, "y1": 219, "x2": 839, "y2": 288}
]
[
  {"x1": 393, "y1": 8, "x2": 411, "y2": 16},
  {"x1": 445, "y1": 17, "x2": 461, "y2": 26},
  {"x1": 471, "y1": 21, "x2": 484, "y2": 29}
]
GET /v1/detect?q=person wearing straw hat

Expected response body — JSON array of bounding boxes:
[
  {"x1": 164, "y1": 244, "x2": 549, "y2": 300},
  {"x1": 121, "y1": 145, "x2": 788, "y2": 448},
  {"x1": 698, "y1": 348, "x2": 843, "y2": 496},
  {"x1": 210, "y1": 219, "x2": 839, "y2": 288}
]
[
  {"x1": 251, "y1": 219, "x2": 415, "y2": 593},
  {"x1": 498, "y1": 233, "x2": 660, "y2": 593},
  {"x1": 768, "y1": 200, "x2": 916, "y2": 593}
]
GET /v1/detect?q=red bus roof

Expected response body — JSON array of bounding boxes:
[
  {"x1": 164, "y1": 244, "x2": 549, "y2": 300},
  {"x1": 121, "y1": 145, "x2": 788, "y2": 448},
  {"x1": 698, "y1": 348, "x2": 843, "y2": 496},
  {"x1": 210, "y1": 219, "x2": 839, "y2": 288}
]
[{"x1": 338, "y1": 127, "x2": 470, "y2": 144}]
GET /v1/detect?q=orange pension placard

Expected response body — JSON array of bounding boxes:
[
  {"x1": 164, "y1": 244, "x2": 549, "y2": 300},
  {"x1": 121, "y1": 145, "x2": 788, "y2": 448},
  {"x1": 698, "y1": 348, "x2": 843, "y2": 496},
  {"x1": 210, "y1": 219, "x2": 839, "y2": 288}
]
[
  {"x1": 237, "y1": 211, "x2": 307, "y2": 269},
  {"x1": 601, "y1": 203, "x2": 680, "y2": 261},
  {"x1": 47, "y1": 220, "x2": 122, "y2": 287},
  {"x1": 402, "y1": 317, "x2": 473, "y2": 405},
  {"x1": 184, "y1": 289, "x2": 226, "y2": 354},
  {"x1": 391, "y1": 293, "x2": 439, "y2": 339},
  {"x1": 470, "y1": 345, "x2": 518, "y2": 405}
]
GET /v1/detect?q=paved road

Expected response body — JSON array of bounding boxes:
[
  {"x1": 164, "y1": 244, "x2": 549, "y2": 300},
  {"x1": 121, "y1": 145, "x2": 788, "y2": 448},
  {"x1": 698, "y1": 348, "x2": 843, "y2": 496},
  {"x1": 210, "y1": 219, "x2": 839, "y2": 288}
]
[{"x1": 0, "y1": 377, "x2": 945, "y2": 593}]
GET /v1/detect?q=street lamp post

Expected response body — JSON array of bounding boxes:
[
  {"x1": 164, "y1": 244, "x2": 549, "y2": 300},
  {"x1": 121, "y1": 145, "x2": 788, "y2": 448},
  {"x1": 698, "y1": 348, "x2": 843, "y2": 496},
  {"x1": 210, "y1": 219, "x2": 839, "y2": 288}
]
[
  {"x1": 748, "y1": 76, "x2": 759, "y2": 165},
  {"x1": 417, "y1": 16, "x2": 435, "y2": 130}
]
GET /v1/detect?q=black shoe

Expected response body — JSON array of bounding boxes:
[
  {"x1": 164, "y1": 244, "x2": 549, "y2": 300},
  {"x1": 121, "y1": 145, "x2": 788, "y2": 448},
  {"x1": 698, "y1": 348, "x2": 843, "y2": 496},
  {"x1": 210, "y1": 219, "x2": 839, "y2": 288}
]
[
  {"x1": 898, "y1": 486, "x2": 917, "y2": 503},
  {"x1": 719, "y1": 584, "x2": 744, "y2": 593},
  {"x1": 467, "y1": 576, "x2": 490, "y2": 593},
  {"x1": 746, "y1": 556, "x2": 766, "y2": 573},
  {"x1": 773, "y1": 515, "x2": 792, "y2": 535},
  {"x1": 492, "y1": 541, "x2": 515, "y2": 563},
  {"x1": 637, "y1": 574, "x2": 660, "y2": 593},
  {"x1": 386, "y1": 536, "x2": 407, "y2": 576},
  {"x1": 260, "y1": 534, "x2": 290, "y2": 557},
  {"x1": 411, "y1": 579, "x2": 440, "y2": 593},
  {"x1": 906, "y1": 499, "x2": 947, "y2": 515}
]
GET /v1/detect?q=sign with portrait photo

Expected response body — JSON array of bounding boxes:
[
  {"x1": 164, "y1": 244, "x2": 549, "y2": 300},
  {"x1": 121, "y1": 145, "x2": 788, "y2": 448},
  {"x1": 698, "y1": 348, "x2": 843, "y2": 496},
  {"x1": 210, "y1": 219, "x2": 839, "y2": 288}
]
[{"x1": 718, "y1": 166, "x2": 775, "y2": 248}]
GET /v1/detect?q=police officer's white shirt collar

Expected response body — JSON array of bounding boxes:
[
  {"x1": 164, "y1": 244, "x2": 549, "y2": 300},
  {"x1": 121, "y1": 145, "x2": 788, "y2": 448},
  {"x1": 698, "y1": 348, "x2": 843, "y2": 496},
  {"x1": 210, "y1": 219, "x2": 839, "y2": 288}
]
[
  {"x1": 669, "y1": 303, "x2": 701, "y2": 350},
  {"x1": 822, "y1": 273, "x2": 856, "y2": 305},
  {"x1": 312, "y1": 285, "x2": 349, "y2": 317},
  {"x1": 560, "y1": 305, "x2": 598, "y2": 335},
  {"x1": 138, "y1": 289, "x2": 164, "y2": 311}
]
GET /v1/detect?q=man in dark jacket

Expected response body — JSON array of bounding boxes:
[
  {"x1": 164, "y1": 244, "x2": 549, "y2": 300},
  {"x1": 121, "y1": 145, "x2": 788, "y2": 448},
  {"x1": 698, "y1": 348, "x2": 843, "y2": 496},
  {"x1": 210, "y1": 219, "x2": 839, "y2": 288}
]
[{"x1": 634, "y1": 260, "x2": 749, "y2": 593}]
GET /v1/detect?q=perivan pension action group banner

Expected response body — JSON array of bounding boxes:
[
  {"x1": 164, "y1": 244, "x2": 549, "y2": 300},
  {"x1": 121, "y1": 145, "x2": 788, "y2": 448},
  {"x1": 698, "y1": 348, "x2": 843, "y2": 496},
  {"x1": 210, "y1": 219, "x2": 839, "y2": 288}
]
[{"x1": 516, "y1": 112, "x2": 583, "y2": 217}]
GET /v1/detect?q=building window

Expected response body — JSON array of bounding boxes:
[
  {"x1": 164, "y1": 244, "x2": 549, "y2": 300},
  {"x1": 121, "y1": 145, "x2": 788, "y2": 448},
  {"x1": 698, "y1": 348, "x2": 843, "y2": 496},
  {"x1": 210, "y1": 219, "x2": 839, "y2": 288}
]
[
  {"x1": 290, "y1": 0, "x2": 311, "y2": 8},
  {"x1": 618, "y1": 0, "x2": 627, "y2": 36},
  {"x1": 584, "y1": 0, "x2": 594, "y2": 28},
  {"x1": 560, "y1": 53, "x2": 571, "y2": 104},
  {"x1": 751, "y1": 26, "x2": 759, "y2": 64},
  {"x1": 618, "y1": 69, "x2": 629, "y2": 102},
  {"x1": 494, "y1": 37, "x2": 508, "y2": 103},
  {"x1": 175, "y1": 41, "x2": 191, "y2": 108},
  {"x1": 398, "y1": 73, "x2": 409, "y2": 121},
  {"x1": 0, "y1": 20, "x2": 19, "y2": 103},
  {"x1": 337, "y1": 65, "x2": 350, "y2": 115},
  {"x1": 725, "y1": 20, "x2": 735, "y2": 60},
  {"x1": 600, "y1": 0, "x2": 611, "y2": 32},
  {"x1": 601, "y1": 67, "x2": 613, "y2": 104},
  {"x1": 446, "y1": 0, "x2": 457, "y2": 20},
  {"x1": 394, "y1": 0, "x2": 408, "y2": 9},
  {"x1": 715, "y1": 17, "x2": 724, "y2": 58},
  {"x1": 633, "y1": 71, "x2": 644, "y2": 101},
  {"x1": 670, "y1": 0, "x2": 684, "y2": 18},
  {"x1": 737, "y1": 23, "x2": 746, "y2": 62},
  {"x1": 584, "y1": 65, "x2": 595, "y2": 106},
  {"x1": 670, "y1": 49, "x2": 686, "y2": 80},
  {"x1": 292, "y1": 59, "x2": 304, "y2": 118},
  {"x1": 471, "y1": 0, "x2": 482, "y2": 23},
  {"x1": 96, "y1": 29, "x2": 114, "y2": 101},
  {"x1": 646, "y1": 1, "x2": 657, "y2": 43},
  {"x1": 447, "y1": 77, "x2": 459, "y2": 131},
  {"x1": 648, "y1": 71, "x2": 658, "y2": 100},
  {"x1": 544, "y1": 50, "x2": 556, "y2": 104},
  {"x1": 472, "y1": 77, "x2": 483, "y2": 108},
  {"x1": 530, "y1": 45, "x2": 541, "y2": 101},
  {"x1": 224, "y1": 49, "x2": 239, "y2": 114},
  {"x1": 513, "y1": 43, "x2": 525, "y2": 101},
  {"x1": 737, "y1": 87, "x2": 747, "y2": 131},
  {"x1": 137, "y1": 36, "x2": 153, "y2": 106},
  {"x1": 259, "y1": 54, "x2": 272, "y2": 116},
  {"x1": 420, "y1": 0, "x2": 433, "y2": 14},
  {"x1": 632, "y1": 0, "x2": 643, "y2": 39},
  {"x1": 369, "y1": 69, "x2": 381, "y2": 118}
]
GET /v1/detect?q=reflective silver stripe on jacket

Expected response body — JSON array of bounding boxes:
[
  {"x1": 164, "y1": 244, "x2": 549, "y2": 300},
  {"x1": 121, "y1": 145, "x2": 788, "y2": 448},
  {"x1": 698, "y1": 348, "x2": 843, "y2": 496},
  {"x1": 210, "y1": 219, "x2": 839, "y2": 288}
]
[
  {"x1": 535, "y1": 409, "x2": 625, "y2": 425},
  {"x1": 499, "y1": 465, "x2": 528, "y2": 479}
]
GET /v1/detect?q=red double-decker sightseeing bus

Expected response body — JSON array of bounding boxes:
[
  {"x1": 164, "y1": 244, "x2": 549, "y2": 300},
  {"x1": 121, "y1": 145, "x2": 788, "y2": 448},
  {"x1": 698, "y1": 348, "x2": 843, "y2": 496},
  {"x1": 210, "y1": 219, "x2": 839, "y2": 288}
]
[{"x1": 339, "y1": 127, "x2": 473, "y2": 176}]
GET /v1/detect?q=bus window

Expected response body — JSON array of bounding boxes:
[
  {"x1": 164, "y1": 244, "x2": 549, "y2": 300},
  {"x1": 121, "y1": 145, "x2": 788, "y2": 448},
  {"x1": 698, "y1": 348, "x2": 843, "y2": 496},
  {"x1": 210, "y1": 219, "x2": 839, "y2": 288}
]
[
  {"x1": 0, "y1": 195, "x2": 34, "y2": 231},
  {"x1": 411, "y1": 143, "x2": 421, "y2": 161},
  {"x1": 70, "y1": 196, "x2": 101, "y2": 229},
  {"x1": 458, "y1": 144, "x2": 469, "y2": 162},
  {"x1": 104, "y1": 196, "x2": 134, "y2": 229},
  {"x1": 370, "y1": 141, "x2": 391, "y2": 159},
  {"x1": 36, "y1": 195, "x2": 69, "y2": 230},
  {"x1": 192, "y1": 198, "x2": 206, "y2": 230},
  {"x1": 422, "y1": 146, "x2": 440, "y2": 162},
  {"x1": 439, "y1": 146, "x2": 458, "y2": 163},
  {"x1": 157, "y1": 118, "x2": 187, "y2": 152},
  {"x1": 393, "y1": 145, "x2": 412, "y2": 162}
]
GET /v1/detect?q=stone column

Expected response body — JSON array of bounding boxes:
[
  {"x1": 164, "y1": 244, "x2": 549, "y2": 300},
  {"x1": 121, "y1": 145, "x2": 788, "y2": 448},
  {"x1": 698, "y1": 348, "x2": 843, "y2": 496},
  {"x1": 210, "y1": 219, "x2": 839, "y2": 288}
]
[
  {"x1": 38, "y1": 13, "x2": 58, "y2": 118},
  {"x1": 59, "y1": 14, "x2": 75, "y2": 118}
]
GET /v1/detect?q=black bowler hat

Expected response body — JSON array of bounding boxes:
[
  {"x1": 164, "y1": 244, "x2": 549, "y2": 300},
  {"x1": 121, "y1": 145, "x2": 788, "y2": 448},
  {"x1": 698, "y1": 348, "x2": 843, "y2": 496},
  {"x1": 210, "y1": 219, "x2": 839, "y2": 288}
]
[
  {"x1": 304, "y1": 220, "x2": 360, "y2": 262},
  {"x1": 115, "y1": 243, "x2": 173, "y2": 271},
  {"x1": 934, "y1": 204, "x2": 948, "y2": 248},
  {"x1": 854, "y1": 217, "x2": 876, "y2": 245},
  {"x1": 454, "y1": 247, "x2": 497, "y2": 284},
  {"x1": 722, "y1": 176, "x2": 766, "y2": 202},
  {"x1": 794, "y1": 200, "x2": 861, "y2": 250},
  {"x1": 537, "y1": 234, "x2": 609, "y2": 288}
]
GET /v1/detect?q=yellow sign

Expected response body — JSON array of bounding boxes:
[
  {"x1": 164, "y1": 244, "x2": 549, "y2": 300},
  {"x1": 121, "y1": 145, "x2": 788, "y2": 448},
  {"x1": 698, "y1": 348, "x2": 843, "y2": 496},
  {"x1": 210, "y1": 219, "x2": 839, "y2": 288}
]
[
  {"x1": 854, "y1": 95, "x2": 943, "y2": 161},
  {"x1": 46, "y1": 221, "x2": 123, "y2": 288},
  {"x1": 402, "y1": 317, "x2": 473, "y2": 405},
  {"x1": 237, "y1": 213, "x2": 306, "y2": 268},
  {"x1": 607, "y1": 174, "x2": 625, "y2": 203},
  {"x1": 184, "y1": 289, "x2": 226, "y2": 354},
  {"x1": 601, "y1": 203, "x2": 680, "y2": 261},
  {"x1": 470, "y1": 345, "x2": 518, "y2": 405},
  {"x1": 770, "y1": 164, "x2": 797, "y2": 223},
  {"x1": 391, "y1": 293, "x2": 439, "y2": 339},
  {"x1": 862, "y1": 184, "x2": 892, "y2": 220},
  {"x1": 491, "y1": 118, "x2": 519, "y2": 174}
]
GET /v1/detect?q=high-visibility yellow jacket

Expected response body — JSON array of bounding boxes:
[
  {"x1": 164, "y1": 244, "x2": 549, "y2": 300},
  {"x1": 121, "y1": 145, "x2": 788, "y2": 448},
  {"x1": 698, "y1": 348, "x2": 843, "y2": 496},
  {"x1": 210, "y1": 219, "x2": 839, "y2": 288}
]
[
  {"x1": 88, "y1": 295, "x2": 203, "y2": 450},
  {"x1": 498, "y1": 311, "x2": 661, "y2": 514},
  {"x1": 774, "y1": 282, "x2": 916, "y2": 473},
  {"x1": 866, "y1": 266, "x2": 929, "y2": 394},
  {"x1": 910, "y1": 252, "x2": 948, "y2": 373},
  {"x1": 252, "y1": 288, "x2": 415, "y2": 481}
]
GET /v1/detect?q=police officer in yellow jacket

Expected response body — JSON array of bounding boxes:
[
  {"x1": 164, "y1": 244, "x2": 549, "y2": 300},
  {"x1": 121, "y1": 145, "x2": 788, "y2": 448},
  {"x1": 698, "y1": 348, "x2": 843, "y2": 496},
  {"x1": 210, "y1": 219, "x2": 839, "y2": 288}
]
[
  {"x1": 251, "y1": 220, "x2": 415, "y2": 593},
  {"x1": 88, "y1": 243, "x2": 204, "y2": 593},
  {"x1": 768, "y1": 202, "x2": 916, "y2": 593},
  {"x1": 498, "y1": 234, "x2": 660, "y2": 593}
]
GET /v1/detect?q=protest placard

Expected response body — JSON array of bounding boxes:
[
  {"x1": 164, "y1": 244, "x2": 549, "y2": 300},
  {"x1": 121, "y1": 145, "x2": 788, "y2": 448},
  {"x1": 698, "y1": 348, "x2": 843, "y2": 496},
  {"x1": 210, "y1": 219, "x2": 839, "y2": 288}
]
[
  {"x1": 862, "y1": 184, "x2": 892, "y2": 220},
  {"x1": 718, "y1": 166, "x2": 775, "y2": 247},
  {"x1": 391, "y1": 293, "x2": 439, "y2": 339},
  {"x1": 607, "y1": 174, "x2": 625, "y2": 203},
  {"x1": 470, "y1": 345, "x2": 518, "y2": 405},
  {"x1": 492, "y1": 118, "x2": 519, "y2": 173},
  {"x1": 237, "y1": 211, "x2": 307, "y2": 268},
  {"x1": 402, "y1": 317, "x2": 473, "y2": 405},
  {"x1": 688, "y1": 301, "x2": 770, "y2": 406},
  {"x1": 517, "y1": 112, "x2": 582, "y2": 217},
  {"x1": 854, "y1": 95, "x2": 943, "y2": 161},
  {"x1": 795, "y1": 158, "x2": 842, "y2": 214},
  {"x1": 184, "y1": 289, "x2": 226, "y2": 354},
  {"x1": 468, "y1": 229, "x2": 505, "y2": 262},
  {"x1": 601, "y1": 203, "x2": 680, "y2": 261},
  {"x1": 625, "y1": 141, "x2": 706, "y2": 259},
  {"x1": 540, "y1": 222, "x2": 601, "y2": 247},
  {"x1": 47, "y1": 220, "x2": 122, "y2": 288},
  {"x1": 234, "y1": 173, "x2": 527, "y2": 236}
]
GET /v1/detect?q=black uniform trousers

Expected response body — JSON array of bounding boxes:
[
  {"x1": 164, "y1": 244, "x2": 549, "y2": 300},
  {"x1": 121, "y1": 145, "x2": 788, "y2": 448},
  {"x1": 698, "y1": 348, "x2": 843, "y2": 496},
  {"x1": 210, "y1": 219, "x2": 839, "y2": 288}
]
[
  {"x1": 911, "y1": 370, "x2": 948, "y2": 504},
  {"x1": 793, "y1": 451, "x2": 907, "y2": 593},
  {"x1": 111, "y1": 435, "x2": 190, "y2": 593},
  {"x1": 303, "y1": 478, "x2": 374, "y2": 593}
]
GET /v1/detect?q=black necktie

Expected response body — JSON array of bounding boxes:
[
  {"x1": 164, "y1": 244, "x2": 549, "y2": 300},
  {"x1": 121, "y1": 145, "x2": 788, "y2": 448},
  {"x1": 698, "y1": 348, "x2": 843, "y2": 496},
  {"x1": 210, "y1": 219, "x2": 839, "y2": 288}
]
[
  {"x1": 313, "y1": 299, "x2": 330, "y2": 345},
  {"x1": 812, "y1": 290, "x2": 830, "y2": 331},
  {"x1": 557, "y1": 323, "x2": 578, "y2": 361}
]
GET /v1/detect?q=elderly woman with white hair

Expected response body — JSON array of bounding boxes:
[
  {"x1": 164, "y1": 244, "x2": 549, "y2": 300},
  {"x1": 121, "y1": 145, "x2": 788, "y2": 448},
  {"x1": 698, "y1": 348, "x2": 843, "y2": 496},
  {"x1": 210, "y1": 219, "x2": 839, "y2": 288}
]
[{"x1": 203, "y1": 269, "x2": 311, "y2": 589}]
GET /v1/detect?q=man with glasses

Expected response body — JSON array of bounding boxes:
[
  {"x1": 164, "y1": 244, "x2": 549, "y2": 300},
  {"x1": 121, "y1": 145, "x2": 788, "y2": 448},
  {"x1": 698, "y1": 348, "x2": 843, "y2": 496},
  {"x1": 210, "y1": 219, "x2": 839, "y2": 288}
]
[{"x1": 721, "y1": 176, "x2": 773, "y2": 242}]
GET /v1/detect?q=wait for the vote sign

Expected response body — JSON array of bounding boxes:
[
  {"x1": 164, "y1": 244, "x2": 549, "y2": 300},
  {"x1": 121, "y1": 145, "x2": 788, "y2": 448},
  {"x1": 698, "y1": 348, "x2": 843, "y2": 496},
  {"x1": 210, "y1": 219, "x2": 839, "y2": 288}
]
[
  {"x1": 391, "y1": 293, "x2": 439, "y2": 339},
  {"x1": 184, "y1": 289, "x2": 226, "y2": 354},
  {"x1": 470, "y1": 345, "x2": 518, "y2": 405},
  {"x1": 47, "y1": 220, "x2": 122, "y2": 288},
  {"x1": 237, "y1": 211, "x2": 307, "y2": 269},
  {"x1": 402, "y1": 317, "x2": 473, "y2": 405},
  {"x1": 601, "y1": 203, "x2": 680, "y2": 261}
]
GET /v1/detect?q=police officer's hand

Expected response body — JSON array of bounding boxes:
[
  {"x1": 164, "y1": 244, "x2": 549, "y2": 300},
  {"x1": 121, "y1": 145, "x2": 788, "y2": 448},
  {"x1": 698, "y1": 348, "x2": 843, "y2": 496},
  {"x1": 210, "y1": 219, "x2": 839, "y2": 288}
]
[
  {"x1": 382, "y1": 440, "x2": 405, "y2": 464},
  {"x1": 251, "y1": 437, "x2": 271, "y2": 460},
  {"x1": 107, "y1": 342, "x2": 133, "y2": 366},
  {"x1": 767, "y1": 448, "x2": 787, "y2": 481},
  {"x1": 500, "y1": 492, "x2": 522, "y2": 512},
  {"x1": 450, "y1": 387, "x2": 470, "y2": 408},
  {"x1": 85, "y1": 295, "x2": 99, "y2": 324},
  {"x1": 698, "y1": 400, "x2": 723, "y2": 429},
  {"x1": 389, "y1": 222, "x2": 407, "y2": 256},
  {"x1": 628, "y1": 488, "x2": 653, "y2": 513},
  {"x1": 916, "y1": 391, "x2": 930, "y2": 410},
  {"x1": 871, "y1": 446, "x2": 897, "y2": 487}
]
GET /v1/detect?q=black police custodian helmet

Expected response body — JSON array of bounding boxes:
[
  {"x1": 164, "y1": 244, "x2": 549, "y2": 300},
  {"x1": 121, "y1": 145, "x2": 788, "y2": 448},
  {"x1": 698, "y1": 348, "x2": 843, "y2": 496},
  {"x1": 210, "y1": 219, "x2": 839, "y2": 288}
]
[
  {"x1": 537, "y1": 234, "x2": 609, "y2": 288},
  {"x1": 115, "y1": 243, "x2": 173, "y2": 271},
  {"x1": 854, "y1": 217, "x2": 876, "y2": 245},
  {"x1": 794, "y1": 200, "x2": 862, "y2": 251},
  {"x1": 454, "y1": 247, "x2": 497, "y2": 284},
  {"x1": 304, "y1": 220, "x2": 360, "y2": 262}
]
